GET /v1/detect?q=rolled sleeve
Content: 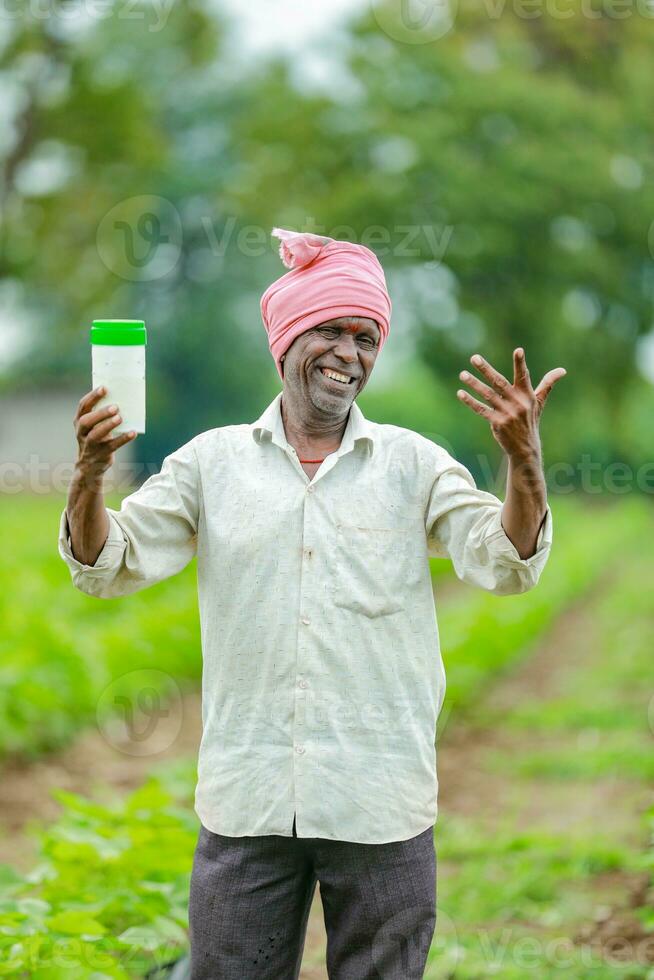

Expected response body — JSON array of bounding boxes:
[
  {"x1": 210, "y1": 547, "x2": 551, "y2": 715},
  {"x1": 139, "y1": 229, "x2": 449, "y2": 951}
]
[
  {"x1": 480, "y1": 503, "x2": 552, "y2": 593},
  {"x1": 484, "y1": 504, "x2": 552, "y2": 566},
  {"x1": 426, "y1": 451, "x2": 553, "y2": 595},
  {"x1": 58, "y1": 507, "x2": 127, "y2": 578},
  {"x1": 58, "y1": 438, "x2": 200, "y2": 599}
]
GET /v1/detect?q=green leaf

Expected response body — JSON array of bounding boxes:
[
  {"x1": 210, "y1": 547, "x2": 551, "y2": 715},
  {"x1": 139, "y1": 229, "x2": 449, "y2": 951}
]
[
  {"x1": 0, "y1": 864, "x2": 25, "y2": 895},
  {"x1": 46, "y1": 911, "x2": 107, "y2": 936}
]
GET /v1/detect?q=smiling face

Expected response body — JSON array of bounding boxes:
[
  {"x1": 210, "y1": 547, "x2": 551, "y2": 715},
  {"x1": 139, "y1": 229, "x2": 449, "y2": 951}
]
[{"x1": 281, "y1": 316, "x2": 381, "y2": 419}]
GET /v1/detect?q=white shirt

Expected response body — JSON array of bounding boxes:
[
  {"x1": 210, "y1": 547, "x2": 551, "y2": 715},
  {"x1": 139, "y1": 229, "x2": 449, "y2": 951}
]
[{"x1": 58, "y1": 392, "x2": 552, "y2": 843}]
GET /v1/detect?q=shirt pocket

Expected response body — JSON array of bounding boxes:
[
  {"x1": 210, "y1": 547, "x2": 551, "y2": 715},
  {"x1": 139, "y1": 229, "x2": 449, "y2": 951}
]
[{"x1": 332, "y1": 523, "x2": 418, "y2": 619}]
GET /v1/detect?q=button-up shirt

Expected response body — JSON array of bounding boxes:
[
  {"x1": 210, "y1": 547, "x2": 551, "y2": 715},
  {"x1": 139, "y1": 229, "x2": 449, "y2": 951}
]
[{"x1": 58, "y1": 392, "x2": 552, "y2": 843}]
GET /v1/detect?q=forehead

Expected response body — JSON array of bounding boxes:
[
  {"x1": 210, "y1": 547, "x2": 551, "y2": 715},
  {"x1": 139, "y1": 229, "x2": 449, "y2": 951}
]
[{"x1": 319, "y1": 316, "x2": 380, "y2": 336}]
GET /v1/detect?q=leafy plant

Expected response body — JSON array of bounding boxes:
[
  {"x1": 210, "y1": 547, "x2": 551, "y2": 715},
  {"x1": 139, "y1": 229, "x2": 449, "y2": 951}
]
[{"x1": 0, "y1": 766, "x2": 197, "y2": 979}]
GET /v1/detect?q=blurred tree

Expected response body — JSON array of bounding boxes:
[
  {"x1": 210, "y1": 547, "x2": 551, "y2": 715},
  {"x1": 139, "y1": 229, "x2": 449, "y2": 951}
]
[
  {"x1": 224, "y1": 2, "x2": 654, "y2": 479},
  {"x1": 0, "y1": 0, "x2": 275, "y2": 469},
  {"x1": 1, "y1": 0, "x2": 653, "y2": 485}
]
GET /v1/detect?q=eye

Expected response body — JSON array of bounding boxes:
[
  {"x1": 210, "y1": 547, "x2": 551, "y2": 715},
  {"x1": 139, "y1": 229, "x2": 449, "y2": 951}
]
[
  {"x1": 316, "y1": 326, "x2": 339, "y2": 338},
  {"x1": 358, "y1": 336, "x2": 376, "y2": 348}
]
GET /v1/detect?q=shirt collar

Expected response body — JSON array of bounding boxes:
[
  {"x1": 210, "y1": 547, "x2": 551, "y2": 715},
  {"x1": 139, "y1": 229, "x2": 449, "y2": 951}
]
[{"x1": 251, "y1": 392, "x2": 376, "y2": 458}]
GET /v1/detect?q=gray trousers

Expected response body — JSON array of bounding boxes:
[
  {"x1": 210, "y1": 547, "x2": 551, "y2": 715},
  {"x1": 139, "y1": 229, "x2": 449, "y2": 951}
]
[{"x1": 188, "y1": 815, "x2": 437, "y2": 979}]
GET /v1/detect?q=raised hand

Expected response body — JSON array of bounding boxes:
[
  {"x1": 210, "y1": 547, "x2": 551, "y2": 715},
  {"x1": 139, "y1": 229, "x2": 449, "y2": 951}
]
[
  {"x1": 74, "y1": 386, "x2": 137, "y2": 483},
  {"x1": 456, "y1": 348, "x2": 566, "y2": 459}
]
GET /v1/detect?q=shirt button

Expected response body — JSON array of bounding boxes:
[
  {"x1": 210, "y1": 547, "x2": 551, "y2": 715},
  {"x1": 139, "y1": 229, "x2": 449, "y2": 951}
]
[
  {"x1": 306, "y1": 485, "x2": 314, "y2": 493},
  {"x1": 298, "y1": 679, "x2": 309, "y2": 689},
  {"x1": 295, "y1": 745, "x2": 306, "y2": 754},
  {"x1": 303, "y1": 548, "x2": 312, "y2": 559},
  {"x1": 301, "y1": 617, "x2": 310, "y2": 626}
]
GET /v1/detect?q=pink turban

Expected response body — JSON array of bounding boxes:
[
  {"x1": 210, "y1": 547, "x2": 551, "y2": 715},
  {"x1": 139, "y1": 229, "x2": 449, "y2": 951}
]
[{"x1": 260, "y1": 227, "x2": 392, "y2": 380}]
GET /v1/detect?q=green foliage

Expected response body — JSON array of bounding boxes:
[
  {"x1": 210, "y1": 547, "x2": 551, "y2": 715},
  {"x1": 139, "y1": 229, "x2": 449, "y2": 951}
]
[
  {"x1": 436, "y1": 495, "x2": 650, "y2": 717},
  {"x1": 0, "y1": 495, "x2": 652, "y2": 975},
  {"x1": 0, "y1": 768, "x2": 197, "y2": 978},
  {"x1": 427, "y1": 541, "x2": 654, "y2": 978},
  {"x1": 0, "y1": 494, "x2": 201, "y2": 762},
  {"x1": 0, "y1": 492, "x2": 650, "y2": 764}
]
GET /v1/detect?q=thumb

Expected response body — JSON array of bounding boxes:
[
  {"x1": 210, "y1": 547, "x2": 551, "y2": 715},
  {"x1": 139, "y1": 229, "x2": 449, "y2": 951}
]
[{"x1": 534, "y1": 367, "x2": 567, "y2": 409}]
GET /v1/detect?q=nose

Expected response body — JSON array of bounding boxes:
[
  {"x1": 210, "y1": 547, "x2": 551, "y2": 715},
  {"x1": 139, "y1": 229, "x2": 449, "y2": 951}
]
[{"x1": 332, "y1": 333, "x2": 358, "y2": 363}]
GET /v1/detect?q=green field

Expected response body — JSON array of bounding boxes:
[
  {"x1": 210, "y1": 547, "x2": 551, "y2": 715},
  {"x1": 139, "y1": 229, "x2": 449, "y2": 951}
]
[{"x1": 0, "y1": 493, "x2": 652, "y2": 977}]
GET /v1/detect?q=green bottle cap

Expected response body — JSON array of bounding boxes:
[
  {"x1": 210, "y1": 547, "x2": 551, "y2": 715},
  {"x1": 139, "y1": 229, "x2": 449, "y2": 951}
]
[{"x1": 90, "y1": 319, "x2": 147, "y2": 346}]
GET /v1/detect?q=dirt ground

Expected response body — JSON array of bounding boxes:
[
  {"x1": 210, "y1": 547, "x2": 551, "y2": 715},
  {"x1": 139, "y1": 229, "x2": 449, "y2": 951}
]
[{"x1": 0, "y1": 690, "x2": 205, "y2": 872}]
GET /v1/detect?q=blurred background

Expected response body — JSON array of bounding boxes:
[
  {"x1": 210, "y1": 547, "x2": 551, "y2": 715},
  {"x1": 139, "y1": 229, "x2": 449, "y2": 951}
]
[
  {"x1": 2, "y1": 0, "x2": 654, "y2": 478},
  {"x1": 0, "y1": 1, "x2": 653, "y2": 977}
]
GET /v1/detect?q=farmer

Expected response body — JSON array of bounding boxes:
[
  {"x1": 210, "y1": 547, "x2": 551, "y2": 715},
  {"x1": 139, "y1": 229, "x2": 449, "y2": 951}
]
[{"x1": 59, "y1": 227, "x2": 565, "y2": 979}]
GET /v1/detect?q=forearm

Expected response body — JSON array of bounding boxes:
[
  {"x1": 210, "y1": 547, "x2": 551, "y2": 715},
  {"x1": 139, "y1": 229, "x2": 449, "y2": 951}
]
[
  {"x1": 501, "y1": 449, "x2": 548, "y2": 559},
  {"x1": 66, "y1": 465, "x2": 110, "y2": 566}
]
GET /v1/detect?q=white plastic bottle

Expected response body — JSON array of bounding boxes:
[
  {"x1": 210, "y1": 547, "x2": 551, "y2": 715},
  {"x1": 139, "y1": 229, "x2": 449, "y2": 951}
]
[{"x1": 90, "y1": 319, "x2": 147, "y2": 435}]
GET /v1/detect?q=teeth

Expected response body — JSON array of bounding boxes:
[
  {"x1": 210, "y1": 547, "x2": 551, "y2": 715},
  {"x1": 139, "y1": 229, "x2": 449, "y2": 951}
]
[{"x1": 321, "y1": 368, "x2": 351, "y2": 384}]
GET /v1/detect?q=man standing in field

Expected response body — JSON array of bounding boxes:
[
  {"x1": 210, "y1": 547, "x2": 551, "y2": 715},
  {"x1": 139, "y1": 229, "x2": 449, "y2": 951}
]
[{"x1": 59, "y1": 227, "x2": 565, "y2": 979}]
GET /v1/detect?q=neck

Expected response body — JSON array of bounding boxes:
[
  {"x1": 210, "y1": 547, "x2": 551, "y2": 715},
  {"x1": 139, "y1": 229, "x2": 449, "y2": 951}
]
[{"x1": 280, "y1": 391, "x2": 349, "y2": 459}]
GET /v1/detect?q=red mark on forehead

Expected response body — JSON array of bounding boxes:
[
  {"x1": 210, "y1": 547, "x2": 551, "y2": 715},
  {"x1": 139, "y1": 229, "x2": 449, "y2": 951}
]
[{"x1": 325, "y1": 318, "x2": 379, "y2": 335}]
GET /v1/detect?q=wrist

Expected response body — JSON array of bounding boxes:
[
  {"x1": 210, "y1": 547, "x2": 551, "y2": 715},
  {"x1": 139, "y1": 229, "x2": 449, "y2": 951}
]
[
  {"x1": 507, "y1": 450, "x2": 545, "y2": 495},
  {"x1": 508, "y1": 446, "x2": 542, "y2": 467},
  {"x1": 73, "y1": 460, "x2": 106, "y2": 494}
]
